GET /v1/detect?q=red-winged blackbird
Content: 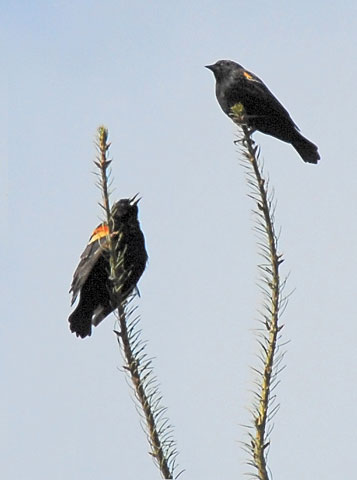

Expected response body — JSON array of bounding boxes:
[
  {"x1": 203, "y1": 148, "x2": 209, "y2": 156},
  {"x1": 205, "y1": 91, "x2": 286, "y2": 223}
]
[
  {"x1": 68, "y1": 197, "x2": 148, "y2": 338},
  {"x1": 206, "y1": 60, "x2": 320, "y2": 164}
]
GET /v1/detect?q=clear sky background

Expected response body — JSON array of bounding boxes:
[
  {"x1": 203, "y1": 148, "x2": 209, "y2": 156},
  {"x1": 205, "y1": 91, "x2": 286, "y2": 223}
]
[{"x1": 2, "y1": 1, "x2": 357, "y2": 479}]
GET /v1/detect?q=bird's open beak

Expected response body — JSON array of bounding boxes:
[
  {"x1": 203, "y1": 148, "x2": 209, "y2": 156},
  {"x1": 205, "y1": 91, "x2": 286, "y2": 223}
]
[{"x1": 130, "y1": 193, "x2": 141, "y2": 206}]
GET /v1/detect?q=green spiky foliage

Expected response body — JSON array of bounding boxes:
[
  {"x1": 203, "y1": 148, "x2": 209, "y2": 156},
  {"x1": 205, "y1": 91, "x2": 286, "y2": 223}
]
[
  {"x1": 230, "y1": 106, "x2": 289, "y2": 480},
  {"x1": 95, "y1": 127, "x2": 181, "y2": 479}
]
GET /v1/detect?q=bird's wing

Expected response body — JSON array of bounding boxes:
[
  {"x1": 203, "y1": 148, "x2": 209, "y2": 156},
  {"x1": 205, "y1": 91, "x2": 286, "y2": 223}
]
[
  {"x1": 239, "y1": 69, "x2": 298, "y2": 127},
  {"x1": 69, "y1": 223, "x2": 110, "y2": 305}
]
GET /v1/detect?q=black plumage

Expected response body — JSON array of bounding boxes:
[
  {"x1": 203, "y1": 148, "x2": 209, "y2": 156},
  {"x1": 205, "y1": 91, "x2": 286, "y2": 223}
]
[
  {"x1": 206, "y1": 59, "x2": 320, "y2": 164},
  {"x1": 68, "y1": 198, "x2": 147, "y2": 338}
]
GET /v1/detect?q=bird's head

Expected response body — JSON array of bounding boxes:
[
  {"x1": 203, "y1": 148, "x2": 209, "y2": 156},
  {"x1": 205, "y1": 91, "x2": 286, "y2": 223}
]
[
  {"x1": 111, "y1": 195, "x2": 141, "y2": 222},
  {"x1": 205, "y1": 59, "x2": 242, "y2": 81}
]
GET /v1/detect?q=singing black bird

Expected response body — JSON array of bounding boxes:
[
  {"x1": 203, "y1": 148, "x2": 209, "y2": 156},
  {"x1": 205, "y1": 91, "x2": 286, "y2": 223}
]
[
  {"x1": 206, "y1": 60, "x2": 320, "y2": 164},
  {"x1": 68, "y1": 197, "x2": 148, "y2": 338}
]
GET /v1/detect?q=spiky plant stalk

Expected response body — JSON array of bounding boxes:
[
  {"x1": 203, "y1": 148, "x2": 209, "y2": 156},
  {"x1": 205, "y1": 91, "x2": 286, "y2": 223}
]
[
  {"x1": 95, "y1": 126, "x2": 180, "y2": 479},
  {"x1": 230, "y1": 106, "x2": 288, "y2": 480}
]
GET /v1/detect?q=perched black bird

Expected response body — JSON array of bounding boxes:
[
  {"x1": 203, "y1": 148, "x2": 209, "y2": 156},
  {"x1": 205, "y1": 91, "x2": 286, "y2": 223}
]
[
  {"x1": 206, "y1": 59, "x2": 320, "y2": 164},
  {"x1": 68, "y1": 197, "x2": 148, "y2": 338}
]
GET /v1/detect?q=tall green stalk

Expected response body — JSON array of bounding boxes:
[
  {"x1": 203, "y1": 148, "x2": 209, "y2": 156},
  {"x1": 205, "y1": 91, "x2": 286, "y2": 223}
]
[
  {"x1": 95, "y1": 126, "x2": 180, "y2": 479},
  {"x1": 231, "y1": 106, "x2": 288, "y2": 480}
]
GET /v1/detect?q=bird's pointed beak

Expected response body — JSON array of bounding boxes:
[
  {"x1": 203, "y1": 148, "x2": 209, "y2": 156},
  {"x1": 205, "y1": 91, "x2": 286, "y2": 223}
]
[
  {"x1": 205, "y1": 64, "x2": 215, "y2": 72},
  {"x1": 130, "y1": 193, "x2": 141, "y2": 206}
]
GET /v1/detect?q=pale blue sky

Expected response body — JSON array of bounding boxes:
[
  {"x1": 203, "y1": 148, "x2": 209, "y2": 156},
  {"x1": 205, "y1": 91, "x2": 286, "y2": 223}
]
[{"x1": 2, "y1": 1, "x2": 357, "y2": 479}]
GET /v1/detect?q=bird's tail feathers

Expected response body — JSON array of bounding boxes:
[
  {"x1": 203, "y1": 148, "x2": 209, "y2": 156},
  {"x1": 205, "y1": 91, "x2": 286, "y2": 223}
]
[
  {"x1": 292, "y1": 134, "x2": 320, "y2": 164},
  {"x1": 68, "y1": 306, "x2": 92, "y2": 338}
]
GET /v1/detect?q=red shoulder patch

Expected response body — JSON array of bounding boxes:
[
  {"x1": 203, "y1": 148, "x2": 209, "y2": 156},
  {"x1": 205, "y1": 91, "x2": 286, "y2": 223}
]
[
  {"x1": 243, "y1": 71, "x2": 254, "y2": 80},
  {"x1": 89, "y1": 224, "x2": 109, "y2": 244}
]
